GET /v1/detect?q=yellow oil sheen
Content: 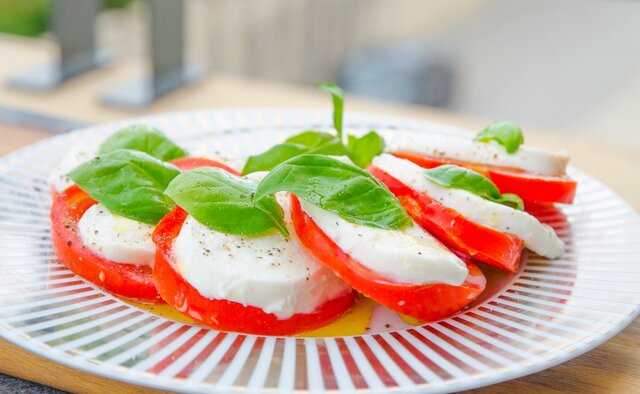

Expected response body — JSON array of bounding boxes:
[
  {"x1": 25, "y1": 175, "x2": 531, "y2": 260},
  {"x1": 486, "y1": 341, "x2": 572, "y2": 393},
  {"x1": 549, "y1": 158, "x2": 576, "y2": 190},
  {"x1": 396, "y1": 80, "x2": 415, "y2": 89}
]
[
  {"x1": 127, "y1": 296, "x2": 421, "y2": 337},
  {"x1": 299, "y1": 296, "x2": 377, "y2": 337}
]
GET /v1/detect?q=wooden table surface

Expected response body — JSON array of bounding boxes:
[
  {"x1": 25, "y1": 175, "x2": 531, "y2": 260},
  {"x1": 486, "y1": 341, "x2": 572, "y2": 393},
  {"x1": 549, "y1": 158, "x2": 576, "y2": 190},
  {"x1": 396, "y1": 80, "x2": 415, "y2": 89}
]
[{"x1": 0, "y1": 34, "x2": 639, "y2": 393}]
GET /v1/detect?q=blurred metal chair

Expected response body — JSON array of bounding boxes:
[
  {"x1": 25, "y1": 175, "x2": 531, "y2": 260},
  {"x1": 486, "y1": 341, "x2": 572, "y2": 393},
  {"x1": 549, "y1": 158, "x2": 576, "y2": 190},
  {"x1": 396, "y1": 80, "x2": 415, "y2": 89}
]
[
  {"x1": 7, "y1": 0, "x2": 201, "y2": 108},
  {"x1": 7, "y1": 0, "x2": 108, "y2": 90},
  {"x1": 102, "y1": 0, "x2": 205, "y2": 108}
]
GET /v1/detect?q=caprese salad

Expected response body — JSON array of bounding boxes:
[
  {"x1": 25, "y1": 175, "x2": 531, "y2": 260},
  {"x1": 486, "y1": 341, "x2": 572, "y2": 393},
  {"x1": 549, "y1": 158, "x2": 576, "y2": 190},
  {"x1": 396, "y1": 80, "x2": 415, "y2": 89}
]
[
  {"x1": 49, "y1": 82, "x2": 571, "y2": 335},
  {"x1": 49, "y1": 126, "x2": 239, "y2": 303}
]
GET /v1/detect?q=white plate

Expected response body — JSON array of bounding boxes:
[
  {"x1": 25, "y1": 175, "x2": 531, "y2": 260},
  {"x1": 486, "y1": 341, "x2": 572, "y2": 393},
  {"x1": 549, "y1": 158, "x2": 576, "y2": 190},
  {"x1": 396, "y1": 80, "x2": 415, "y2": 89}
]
[{"x1": 0, "y1": 109, "x2": 639, "y2": 393}]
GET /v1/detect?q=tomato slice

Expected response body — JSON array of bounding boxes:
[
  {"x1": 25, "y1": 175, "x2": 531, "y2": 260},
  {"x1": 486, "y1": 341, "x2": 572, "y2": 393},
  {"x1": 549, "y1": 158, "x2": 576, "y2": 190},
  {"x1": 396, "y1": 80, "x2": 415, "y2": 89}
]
[
  {"x1": 368, "y1": 166, "x2": 524, "y2": 273},
  {"x1": 393, "y1": 151, "x2": 577, "y2": 204},
  {"x1": 289, "y1": 195, "x2": 486, "y2": 322},
  {"x1": 49, "y1": 157, "x2": 235, "y2": 303},
  {"x1": 50, "y1": 185, "x2": 163, "y2": 303},
  {"x1": 152, "y1": 207, "x2": 356, "y2": 335},
  {"x1": 169, "y1": 157, "x2": 241, "y2": 175}
]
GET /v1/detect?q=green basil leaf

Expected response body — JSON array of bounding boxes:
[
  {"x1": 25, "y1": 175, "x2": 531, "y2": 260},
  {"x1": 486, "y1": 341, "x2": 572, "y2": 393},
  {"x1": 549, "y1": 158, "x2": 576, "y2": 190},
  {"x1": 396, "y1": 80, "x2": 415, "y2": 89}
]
[
  {"x1": 423, "y1": 164, "x2": 524, "y2": 210},
  {"x1": 311, "y1": 138, "x2": 349, "y2": 156},
  {"x1": 317, "y1": 81, "x2": 344, "y2": 139},
  {"x1": 494, "y1": 193, "x2": 525, "y2": 210},
  {"x1": 255, "y1": 154, "x2": 410, "y2": 229},
  {"x1": 475, "y1": 121, "x2": 524, "y2": 154},
  {"x1": 68, "y1": 149, "x2": 181, "y2": 224},
  {"x1": 347, "y1": 131, "x2": 385, "y2": 168},
  {"x1": 243, "y1": 131, "x2": 348, "y2": 174},
  {"x1": 285, "y1": 131, "x2": 336, "y2": 146},
  {"x1": 243, "y1": 143, "x2": 309, "y2": 174},
  {"x1": 165, "y1": 167, "x2": 288, "y2": 237},
  {"x1": 99, "y1": 124, "x2": 188, "y2": 161}
]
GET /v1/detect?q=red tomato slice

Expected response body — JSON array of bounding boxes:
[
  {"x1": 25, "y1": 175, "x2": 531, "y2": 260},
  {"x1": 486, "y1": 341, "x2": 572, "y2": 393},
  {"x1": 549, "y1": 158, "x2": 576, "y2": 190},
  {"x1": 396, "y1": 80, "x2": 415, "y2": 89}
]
[
  {"x1": 152, "y1": 207, "x2": 356, "y2": 335},
  {"x1": 289, "y1": 195, "x2": 486, "y2": 322},
  {"x1": 50, "y1": 185, "x2": 163, "y2": 303},
  {"x1": 49, "y1": 157, "x2": 235, "y2": 303},
  {"x1": 170, "y1": 157, "x2": 241, "y2": 175},
  {"x1": 393, "y1": 151, "x2": 577, "y2": 204},
  {"x1": 368, "y1": 166, "x2": 524, "y2": 273}
]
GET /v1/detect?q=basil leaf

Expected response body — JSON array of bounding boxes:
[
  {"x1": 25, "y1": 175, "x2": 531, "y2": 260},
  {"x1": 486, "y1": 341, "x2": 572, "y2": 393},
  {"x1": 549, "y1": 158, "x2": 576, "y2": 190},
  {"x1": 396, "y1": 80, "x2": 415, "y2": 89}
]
[
  {"x1": 165, "y1": 167, "x2": 288, "y2": 237},
  {"x1": 99, "y1": 124, "x2": 188, "y2": 161},
  {"x1": 285, "y1": 131, "x2": 336, "y2": 146},
  {"x1": 311, "y1": 138, "x2": 349, "y2": 155},
  {"x1": 423, "y1": 164, "x2": 524, "y2": 210},
  {"x1": 317, "y1": 81, "x2": 344, "y2": 139},
  {"x1": 494, "y1": 193, "x2": 525, "y2": 210},
  {"x1": 243, "y1": 131, "x2": 348, "y2": 174},
  {"x1": 68, "y1": 149, "x2": 181, "y2": 224},
  {"x1": 475, "y1": 121, "x2": 524, "y2": 154},
  {"x1": 347, "y1": 131, "x2": 385, "y2": 168},
  {"x1": 243, "y1": 143, "x2": 309, "y2": 174},
  {"x1": 255, "y1": 154, "x2": 411, "y2": 229}
]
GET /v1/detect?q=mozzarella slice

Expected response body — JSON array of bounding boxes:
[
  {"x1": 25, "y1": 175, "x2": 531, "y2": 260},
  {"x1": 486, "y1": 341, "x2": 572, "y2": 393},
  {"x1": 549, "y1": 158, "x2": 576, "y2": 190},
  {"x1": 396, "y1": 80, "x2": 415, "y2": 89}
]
[
  {"x1": 385, "y1": 133, "x2": 569, "y2": 176},
  {"x1": 48, "y1": 140, "x2": 102, "y2": 192},
  {"x1": 78, "y1": 204, "x2": 156, "y2": 266},
  {"x1": 172, "y1": 194, "x2": 351, "y2": 319},
  {"x1": 298, "y1": 201, "x2": 468, "y2": 286},
  {"x1": 373, "y1": 154, "x2": 564, "y2": 258}
]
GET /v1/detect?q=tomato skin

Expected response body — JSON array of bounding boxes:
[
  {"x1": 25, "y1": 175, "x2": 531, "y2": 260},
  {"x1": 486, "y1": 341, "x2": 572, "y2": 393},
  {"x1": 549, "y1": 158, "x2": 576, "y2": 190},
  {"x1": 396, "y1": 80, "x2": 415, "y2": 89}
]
[
  {"x1": 152, "y1": 207, "x2": 357, "y2": 335},
  {"x1": 169, "y1": 157, "x2": 241, "y2": 175},
  {"x1": 50, "y1": 185, "x2": 163, "y2": 303},
  {"x1": 289, "y1": 195, "x2": 486, "y2": 322},
  {"x1": 368, "y1": 166, "x2": 524, "y2": 273},
  {"x1": 393, "y1": 151, "x2": 577, "y2": 204}
]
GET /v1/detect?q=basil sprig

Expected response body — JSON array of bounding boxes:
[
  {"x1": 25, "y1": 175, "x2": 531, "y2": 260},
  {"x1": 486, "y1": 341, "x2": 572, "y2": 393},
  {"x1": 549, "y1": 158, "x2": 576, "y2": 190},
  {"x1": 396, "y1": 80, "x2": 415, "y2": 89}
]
[
  {"x1": 347, "y1": 131, "x2": 385, "y2": 168},
  {"x1": 255, "y1": 154, "x2": 410, "y2": 229},
  {"x1": 317, "y1": 81, "x2": 344, "y2": 140},
  {"x1": 475, "y1": 121, "x2": 524, "y2": 154},
  {"x1": 423, "y1": 164, "x2": 524, "y2": 210},
  {"x1": 68, "y1": 149, "x2": 181, "y2": 224},
  {"x1": 243, "y1": 82, "x2": 385, "y2": 173},
  {"x1": 99, "y1": 124, "x2": 188, "y2": 161},
  {"x1": 242, "y1": 131, "x2": 347, "y2": 174},
  {"x1": 165, "y1": 167, "x2": 288, "y2": 237}
]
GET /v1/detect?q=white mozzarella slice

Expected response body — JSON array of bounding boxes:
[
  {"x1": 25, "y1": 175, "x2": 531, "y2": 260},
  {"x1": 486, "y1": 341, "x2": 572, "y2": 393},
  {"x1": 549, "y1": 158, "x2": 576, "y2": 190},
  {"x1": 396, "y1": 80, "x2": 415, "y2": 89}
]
[
  {"x1": 373, "y1": 154, "x2": 564, "y2": 258},
  {"x1": 298, "y1": 201, "x2": 468, "y2": 286},
  {"x1": 172, "y1": 194, "x2": 351, "y2": 319},
  {"x1": 78, "y1": 204, "x2": 156, "y2": 266},
  {"x1": 385, "y1": 133, "x2": 569, "y2": 176}
]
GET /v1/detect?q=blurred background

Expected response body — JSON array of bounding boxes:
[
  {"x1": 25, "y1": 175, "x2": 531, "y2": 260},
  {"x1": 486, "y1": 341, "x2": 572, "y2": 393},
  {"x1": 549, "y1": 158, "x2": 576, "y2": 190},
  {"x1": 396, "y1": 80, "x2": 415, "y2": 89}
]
[{"x1": 0, "y1": 0, "x2": 639, "y2": 144}]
